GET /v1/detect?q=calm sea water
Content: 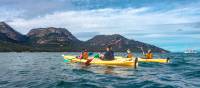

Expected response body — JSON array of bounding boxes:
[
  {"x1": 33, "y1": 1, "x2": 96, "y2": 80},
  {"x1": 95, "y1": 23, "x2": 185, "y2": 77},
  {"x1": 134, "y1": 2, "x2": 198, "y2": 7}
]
[{"x1": 0, "y1": 52, "x2": 199, "y2": 88}]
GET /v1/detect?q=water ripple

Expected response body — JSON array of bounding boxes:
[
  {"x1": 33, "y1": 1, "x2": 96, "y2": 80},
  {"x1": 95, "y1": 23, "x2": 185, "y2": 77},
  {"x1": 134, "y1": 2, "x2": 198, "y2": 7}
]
[{"x1": 0, "y1": 52, "x2": 199, "y2": 88}]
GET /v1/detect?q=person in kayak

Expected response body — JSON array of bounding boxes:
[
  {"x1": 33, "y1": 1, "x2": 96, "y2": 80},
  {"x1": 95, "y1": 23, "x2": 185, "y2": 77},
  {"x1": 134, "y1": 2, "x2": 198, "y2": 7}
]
[
  {"x1": 102, "y1": 45, "x2": 114, "y2": 60},
  {"x1": 145, "y1": 49, "x2": 153, "y2": 59},
  {"x1": 79, "y1": 49, "x2": 88, "y2": 59}
]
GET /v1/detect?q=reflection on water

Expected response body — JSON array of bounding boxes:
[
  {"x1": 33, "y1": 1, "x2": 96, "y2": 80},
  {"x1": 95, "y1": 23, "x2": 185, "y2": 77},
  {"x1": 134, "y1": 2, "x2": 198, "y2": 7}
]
[
  {"x1": 104, "y1": 67, "x2": 115, "y2": 74},
  {"x1": 70, "y1": 63, "x2": 136, "y2": 77}
]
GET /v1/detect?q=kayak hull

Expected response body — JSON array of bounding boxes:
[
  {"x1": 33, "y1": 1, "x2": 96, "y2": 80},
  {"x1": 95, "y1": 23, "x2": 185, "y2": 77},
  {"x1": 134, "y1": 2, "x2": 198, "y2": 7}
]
[
  {"x1": 115, "y1": 56, "x2": 169, "y2": 63},
  {"x1": 138, "y1": 58, "x2": 169, "y2": 63},
  {"x1": 63, "y1": 55, "x2": 138, "y2": 67}
]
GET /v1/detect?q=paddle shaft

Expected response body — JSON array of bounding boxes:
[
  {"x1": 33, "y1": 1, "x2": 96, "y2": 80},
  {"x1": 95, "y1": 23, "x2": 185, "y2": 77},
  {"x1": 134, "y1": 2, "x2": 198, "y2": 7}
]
[{"x1": 138, "y1": 47, "x2": 145, "y2": 55}]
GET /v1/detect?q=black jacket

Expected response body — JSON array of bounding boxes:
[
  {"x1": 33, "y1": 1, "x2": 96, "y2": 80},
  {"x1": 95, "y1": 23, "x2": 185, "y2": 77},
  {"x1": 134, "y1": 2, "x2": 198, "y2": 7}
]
[{"x1": 104, "y1": 51, "x2": 114, "y2": 60}]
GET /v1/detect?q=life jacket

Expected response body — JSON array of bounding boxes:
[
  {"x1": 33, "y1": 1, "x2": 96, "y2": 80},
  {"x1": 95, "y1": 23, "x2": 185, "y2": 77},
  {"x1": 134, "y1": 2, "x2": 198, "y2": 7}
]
[
  {"x1": 82, "y1": 52, "x2": 88, "y2": 59},
  {"x1": 145, "y1": 53, "x2": 153, "y2": 59},
  {"x1": 104, "y1": 51, "x2": 114, "y2": 60},
  {"x1": 127, "y1": 53, "x2": 133, "y2": 58}
]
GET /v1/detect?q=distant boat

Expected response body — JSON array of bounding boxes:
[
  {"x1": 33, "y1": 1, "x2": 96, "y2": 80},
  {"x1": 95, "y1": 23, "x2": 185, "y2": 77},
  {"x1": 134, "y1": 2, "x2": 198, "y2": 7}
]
[{"x1": 184, "y1": 49, "x2": 197, "y2": 54}]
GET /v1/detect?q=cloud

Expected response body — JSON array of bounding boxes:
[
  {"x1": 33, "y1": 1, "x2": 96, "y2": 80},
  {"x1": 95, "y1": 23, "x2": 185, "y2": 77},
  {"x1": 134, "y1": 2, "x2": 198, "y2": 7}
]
[
  {"x1": 0, "y1": 0, "x2": 74, "y2": 18},
  {"x1": 1, "y1": 1, "x2": 200, "y2": 51},
  {"x1": 1, "y1": 0, "x2": 200, "y2": 18},
  {"x1": 0, "y1": 8, "x2": 25, "y2": 22},
  {"x1": 6, "y1": 7, "x2": 200, "y2": 33}
]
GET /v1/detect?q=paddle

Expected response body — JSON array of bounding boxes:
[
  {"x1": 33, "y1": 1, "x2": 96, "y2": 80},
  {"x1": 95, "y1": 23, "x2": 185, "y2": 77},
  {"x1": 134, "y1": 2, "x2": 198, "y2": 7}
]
[
  {"x1": 138, "y1": 47, "x2": 145, "y2": 55},
  {"x1": 85, "y1": 54, "x2": 100, "y2": 66},
  {"x1": 85, "y1": 58, "x2": 94, "y2": 66},
  {"x1": 94, "y1": 54, "x2": 100, "y2": 58},
  {"x1": 166, "y1": 57, "x2": 170, "y2": 63},
  {"x1": 134, "y1": 57, "x2": 138, "y2": 69},
  {"x1": 137, "y1": 46, "x2": 147, "y2": 59}
]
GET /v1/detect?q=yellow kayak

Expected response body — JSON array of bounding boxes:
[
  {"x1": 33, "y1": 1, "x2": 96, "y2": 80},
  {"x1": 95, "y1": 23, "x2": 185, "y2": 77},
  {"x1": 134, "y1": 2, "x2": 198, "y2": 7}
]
[
  {"x1": 115, "y1": 56, "x2": 170, "y2": 63},
  {"x1": 137, "y1": 58, "x2": 170, "y2": 63},
  {"x1": 63, "y1": 55, "x2": 138, "y2": 67}
]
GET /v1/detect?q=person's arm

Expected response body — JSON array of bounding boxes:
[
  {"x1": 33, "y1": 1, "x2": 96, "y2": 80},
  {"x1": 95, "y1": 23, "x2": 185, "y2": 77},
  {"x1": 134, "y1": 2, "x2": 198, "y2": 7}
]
[
  {"x1": 150, "y1": 53, "x2": 153, "y2": 59},
  {"x1": 78, "y1": 52, "x2": 83, "y2": 59}
]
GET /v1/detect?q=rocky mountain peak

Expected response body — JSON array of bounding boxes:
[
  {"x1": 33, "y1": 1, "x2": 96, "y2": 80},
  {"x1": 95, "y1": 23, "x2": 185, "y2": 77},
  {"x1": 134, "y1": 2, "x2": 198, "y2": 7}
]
[
  {"x1": 27, "y1": 27, "x2": 80, "y2": 44},
  {"x1": 85, "y1": 34, "x2": 168, "y2": 52},
  {"x1": 86, "y1": 34, "x2": 130, "y2": 46},
  {"x1": 0, "y1": 22, "x2": 27, "y2": 42},
  {"x1": 89, "y1": 34, "x2": 125, "y2": 41},
  {"x1": 92, "y1": 34, "x2": 127, "y2": 39},
  {"x1": 28, "y1": 27, "x2": 70, "y2": 37}
]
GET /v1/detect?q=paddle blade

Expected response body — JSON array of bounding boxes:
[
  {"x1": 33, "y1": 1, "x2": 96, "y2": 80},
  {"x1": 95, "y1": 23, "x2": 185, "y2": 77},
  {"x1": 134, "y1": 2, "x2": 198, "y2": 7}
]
[
  {"x1": 94, "y1": 54, "x2": 100, "y2": 58},
  {"x1": 85, "y1": 59, "x2": 93, "y2": 66}
]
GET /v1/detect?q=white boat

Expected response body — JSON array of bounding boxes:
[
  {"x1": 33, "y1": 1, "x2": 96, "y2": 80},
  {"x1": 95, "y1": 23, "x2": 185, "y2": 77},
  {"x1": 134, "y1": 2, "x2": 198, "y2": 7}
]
[{"x1": 184, "y1": 49, "x2": 197, "y2": 54}]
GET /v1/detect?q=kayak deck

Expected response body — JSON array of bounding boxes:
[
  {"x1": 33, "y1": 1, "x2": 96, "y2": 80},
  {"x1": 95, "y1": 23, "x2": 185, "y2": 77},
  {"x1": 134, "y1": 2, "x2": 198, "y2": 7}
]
[
  {"x1": 115, "y1": 56, "x2": 169, "y2": 63},
  {"x1": 63, "y1": 55, "x2": 138, "y2": 67},
  {"x1": 138, "y1": 58, "x2": 169, "y2": 63}
]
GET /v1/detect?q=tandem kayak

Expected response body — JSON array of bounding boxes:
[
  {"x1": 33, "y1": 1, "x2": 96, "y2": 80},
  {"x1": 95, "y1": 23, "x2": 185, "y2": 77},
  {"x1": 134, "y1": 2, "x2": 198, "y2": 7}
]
[
  {"x1": 63, "y1": 55, "x2": 138, "y2": 67},
  {"x1": 115, "y1": 56, "x2": 170, "y2": 63},
  {"x1": 137, "y1": 58, "x2": 170, "y2": 63}
]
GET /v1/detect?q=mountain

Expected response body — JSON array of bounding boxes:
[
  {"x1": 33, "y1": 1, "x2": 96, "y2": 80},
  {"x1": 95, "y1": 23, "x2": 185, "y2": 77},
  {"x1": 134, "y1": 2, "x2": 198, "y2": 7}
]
[
  {"x1": 0, "y1": 22, "x2": 169, "y2": 52},
  {"x1": 85, "y1": 34, "x2": 169, "y2": 52},
  {"x1": 0, "y1": 22, "x2": 30, "y2": 52},
  {"x1": 25, "y1": 27, "x2": 83, "y2": 52},
  {"x1": 0, "y1": 22, "x2": 27, "y2": 42},
  {"x1": 27, "y1": 27, "x2": 81, "y2": 44}
]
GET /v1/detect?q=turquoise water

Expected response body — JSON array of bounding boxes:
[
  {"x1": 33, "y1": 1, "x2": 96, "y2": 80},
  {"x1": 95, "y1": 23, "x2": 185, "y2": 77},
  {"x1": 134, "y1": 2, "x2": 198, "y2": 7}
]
[{"x1": 0, "y1": 52, "x2": 199, "y2": 88}]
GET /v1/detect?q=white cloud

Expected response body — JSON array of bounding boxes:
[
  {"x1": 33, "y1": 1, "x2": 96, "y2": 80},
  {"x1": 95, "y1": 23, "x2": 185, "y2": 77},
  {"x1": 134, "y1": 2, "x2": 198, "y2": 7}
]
[
  {"x1": 6, "y1": 7, "x2": 200, "y2": 34},
  {"x1": 0, "y1": 8, "x2": 25, "y2": 22}
]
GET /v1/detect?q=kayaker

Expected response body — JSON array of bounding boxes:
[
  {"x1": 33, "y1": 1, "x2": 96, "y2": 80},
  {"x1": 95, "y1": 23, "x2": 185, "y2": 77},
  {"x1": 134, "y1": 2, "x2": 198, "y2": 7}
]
[
  {"x1": 82, "y1": 49, "x2": 89, "y2": 59},
  {"x1": 102, "y1": 45, "x2": 114, "y2": 60},
  {"x1": 127, "y1": 49, "x2": 134, "y2": 58},
  {"x1": 145, "y1": 49, "x2": 153, "y2": 59}
]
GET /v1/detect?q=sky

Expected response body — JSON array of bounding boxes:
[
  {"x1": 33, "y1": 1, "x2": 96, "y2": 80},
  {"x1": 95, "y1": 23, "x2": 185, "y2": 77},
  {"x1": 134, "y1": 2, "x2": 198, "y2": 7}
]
[{"x1": 0, "y1": 0, "x2": 200, "y2": 52}]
